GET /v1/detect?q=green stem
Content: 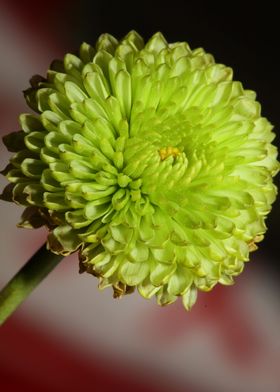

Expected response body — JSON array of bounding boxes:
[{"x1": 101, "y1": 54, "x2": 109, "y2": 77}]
[{"x1": 0, "y1": 244, "x2": 63, "y2": 326}]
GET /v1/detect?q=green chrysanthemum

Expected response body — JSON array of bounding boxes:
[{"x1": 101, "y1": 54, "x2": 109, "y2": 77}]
[{"x1": 1, "y1": 31, "x2": 279, "y2": 310}]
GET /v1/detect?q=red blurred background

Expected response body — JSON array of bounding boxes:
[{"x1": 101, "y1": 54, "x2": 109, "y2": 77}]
[{"x1": 0, "y1": 1, "x2": 279, "y2": 391}]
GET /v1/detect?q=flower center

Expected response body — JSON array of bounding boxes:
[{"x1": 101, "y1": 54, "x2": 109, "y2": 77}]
[{"x1": 158, "y1": 146, "x2": 180, "y2": 161}]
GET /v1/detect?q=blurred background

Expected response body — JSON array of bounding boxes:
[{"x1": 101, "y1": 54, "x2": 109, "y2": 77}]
[{"x1": 0, "y1": 1, "x2": 279, "y2": 391}]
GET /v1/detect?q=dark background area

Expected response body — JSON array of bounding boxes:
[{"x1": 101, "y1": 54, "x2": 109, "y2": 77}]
[{"x1": 12, "y1": 0, "x2": 279, "y2": 260}]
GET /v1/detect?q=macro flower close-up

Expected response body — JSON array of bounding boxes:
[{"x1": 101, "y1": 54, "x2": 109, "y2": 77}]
[{"x1": 1, "y1": 30, "x2": 279, "y2": 312}]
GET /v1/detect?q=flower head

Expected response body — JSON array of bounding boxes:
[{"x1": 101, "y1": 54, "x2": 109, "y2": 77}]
[{"x1": 1, "y1": 31, "x2": 279, "y2": 309}]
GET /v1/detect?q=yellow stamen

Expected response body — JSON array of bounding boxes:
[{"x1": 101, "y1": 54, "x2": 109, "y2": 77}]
[{"x1": 159, "y1": 146, "x2": 180, "y2": 161}]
